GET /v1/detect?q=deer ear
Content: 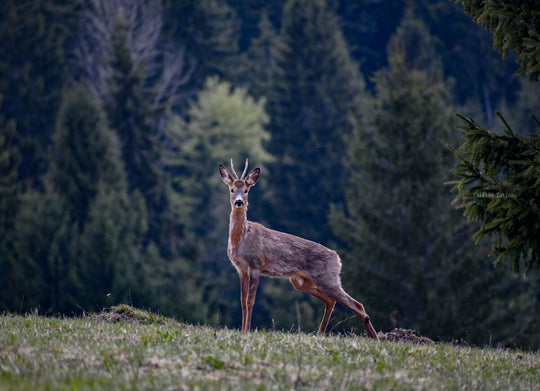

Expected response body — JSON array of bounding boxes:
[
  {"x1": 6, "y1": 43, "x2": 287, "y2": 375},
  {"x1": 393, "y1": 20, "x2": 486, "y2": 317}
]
[
  {"x1": 219, "y1": 164, "x2": 233, "y2": 185},
  {"x1": 245, "y1": 167, "x2": 260, "y2": 187}
]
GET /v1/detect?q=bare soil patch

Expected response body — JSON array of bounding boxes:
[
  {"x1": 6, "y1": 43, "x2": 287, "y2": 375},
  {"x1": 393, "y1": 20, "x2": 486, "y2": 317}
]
[
  {"x1": 378, "y1": 328, "x2": 435, "y2": 344},
  {"x1": 93, "y1": 304, "x2": 167, "y2": 324}
]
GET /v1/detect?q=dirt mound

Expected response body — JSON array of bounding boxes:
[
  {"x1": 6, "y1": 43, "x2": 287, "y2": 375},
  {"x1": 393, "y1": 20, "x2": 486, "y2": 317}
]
[
  {"x1": 94, "y1": 304, "x2": 166, "y2": 324},
  {"x1": 377, "y1": 328, "x2": 435, "y2": 344}
]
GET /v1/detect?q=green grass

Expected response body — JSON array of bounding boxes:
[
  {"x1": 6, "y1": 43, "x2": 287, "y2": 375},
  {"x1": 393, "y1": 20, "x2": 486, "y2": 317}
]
[{"x1": 0, "y1": 306, "x2": 538, "y2": 390}]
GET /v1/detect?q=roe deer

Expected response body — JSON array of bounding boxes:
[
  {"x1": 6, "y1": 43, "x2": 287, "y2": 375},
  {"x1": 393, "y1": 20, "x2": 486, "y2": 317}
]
[{"x1": 219, "y1": 159, "x2": 378, "y2": 339}]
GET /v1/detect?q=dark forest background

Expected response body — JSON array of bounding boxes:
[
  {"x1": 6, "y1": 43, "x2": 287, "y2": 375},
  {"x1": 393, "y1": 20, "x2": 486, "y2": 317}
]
[{"x1": 1, "y1": 0, "x2": 539, "y2": 349}]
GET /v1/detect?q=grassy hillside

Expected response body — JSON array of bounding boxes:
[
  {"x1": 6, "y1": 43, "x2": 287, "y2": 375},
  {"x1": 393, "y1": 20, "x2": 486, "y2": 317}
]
[{"x1": 0, "y1": 306, "x2": 538, "y2": 390}]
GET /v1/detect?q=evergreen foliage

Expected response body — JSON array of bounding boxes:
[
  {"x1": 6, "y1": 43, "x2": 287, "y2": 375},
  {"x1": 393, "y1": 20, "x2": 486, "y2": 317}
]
[
  {"x1": 330, "y1": 22, "x2": 454, "y2": 333},
  {"x1": 0, "y1": 0, "x2": 80, "y2": 181},
  {"x1": 0, "y1": 113, "x2": 19, "y2": 246},
  {"x1": 265, "y1": 0, "x2": 365, "y2": 244},
  {"x1": 13, "y1": 189, "x2": 77, "y2": 312},
  {"x1": 106, "y1": 16, "x2": 163, "y2": 202},
  {"x1": 163, "y1": 0, "x2": 241, "y2": 94},
  {"x1": 457, "y1": 0, "x2": 540, "y2": 80},
  {"x1": 48, "y1": 85, "x2": 127, "y2": 223},
  {"x1": 12, "y1": 85, "x2": 145, "y2": 313},
  {"x1": 0, "y1": 113, "x2": 20, "y2": 311},
  {"x1": 240, "y1": 12, "x2": 281, "y2": 99},
  {"x1": 330, "y1": 17, "x2": 537, "y2": 345},
  {"x1": 448, "y1": 114, "x2": 540, "y2": 272},
  {"x1": 450, "y1": 0, "x2": 540, "y2": 275},
  {"x1": 104, "y1": 13, "x2": 182, "y2": 265}
]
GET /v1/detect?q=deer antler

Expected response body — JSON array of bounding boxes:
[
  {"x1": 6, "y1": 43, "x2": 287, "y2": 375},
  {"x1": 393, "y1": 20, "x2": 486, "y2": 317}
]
[
  {"x1": 230, "y1": 158, "x2": 249, "y2": 180},
  {"x1": 230, "y1": 159, "x2": 239, "y2": 179},
  {"x1": 240, "y1": 158, "x2": 249, "y2": 180}
]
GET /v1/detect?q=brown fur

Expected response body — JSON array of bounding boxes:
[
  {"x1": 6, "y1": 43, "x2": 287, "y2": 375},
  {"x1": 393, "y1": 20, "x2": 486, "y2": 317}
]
[{"x1": 219, "y1": 160, "x2": 378, "y2": 339}]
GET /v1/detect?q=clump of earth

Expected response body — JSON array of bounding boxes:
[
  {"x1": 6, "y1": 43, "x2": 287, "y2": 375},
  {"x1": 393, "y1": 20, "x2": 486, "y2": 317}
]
[
  {"x1": 377, "y1": 328, "x2": 435, "y2": 344},
  {"x1": 94, "y1": 304, "x2": 166, "y2": 324}
]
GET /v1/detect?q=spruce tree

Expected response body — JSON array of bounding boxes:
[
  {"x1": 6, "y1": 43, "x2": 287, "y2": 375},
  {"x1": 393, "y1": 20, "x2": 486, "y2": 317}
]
[
  {"x1": 163, "y1": 0, "x2": 241, "y2": 93},
  {"x1": 450, "y1": 0, "x2": 540, "y2": 273},
  {"x1": 107, "y1": 16, "x2": 162, "y2": 199},
  {"x1": 0, "y1": 0, "x2": 80, "y2": 182},
  {"x1": 240, "y1": 12, "x2": 281, "y2": 99},
  {"x1": 330, "y1": 27, "x2": 456, "y2": 332},
  {"x1": 13, "y1": 188, "x2": 78, "y2": 312},
  {"x1": 330, "y1": 17, "x2": 537, "y2": 346},
  {"x1": 448, "y1": 115, "x2": 540, "y2": 272},
  {"x1": 12, "y1": 85, "x2": 145, "y2": 313},
  {"x1": 50, "y1": 85, "x2": 148, "y2": 311},
  {"x1": 74, "y1": 183, "x2": 147, "y2": 311},
  {"x1": 265, "y1": 0, "x2": 365, "y2": 244},
  {"x1": 105, "y1": 15, "x2": 173, "y2": 257},
  {"x1": 447, "y1": 1, "x2": 540, "y2": 346},
  {"x1": 456, "y1": 0, "x2": 540, "y2": 80},
  {"x1": 48, "y1": 85, "x2": 127, "y2": 223}
]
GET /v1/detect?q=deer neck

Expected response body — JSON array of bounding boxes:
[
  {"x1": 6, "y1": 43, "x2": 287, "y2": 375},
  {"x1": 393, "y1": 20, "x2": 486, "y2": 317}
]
[{"x1": 229, "y1": 206, "x2": 248, "y2": 248}]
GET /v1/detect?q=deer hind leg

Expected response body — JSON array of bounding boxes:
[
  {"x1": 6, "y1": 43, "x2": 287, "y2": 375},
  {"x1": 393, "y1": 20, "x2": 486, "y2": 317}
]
[
  {"x1": 290, "y1": 276, "x2": 336, "y2": 334},
  {"x1": 321, "y1": 285, "x2": 379, "y2": 340}
]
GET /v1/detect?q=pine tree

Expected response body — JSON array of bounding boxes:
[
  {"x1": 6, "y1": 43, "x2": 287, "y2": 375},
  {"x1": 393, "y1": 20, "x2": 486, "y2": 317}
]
[
  {"x1": 265, "y1": 0, "x2": 366, "y2": 244},
  {"x1": 330, "y1": 17, "x2": 537, "y2": 346}
]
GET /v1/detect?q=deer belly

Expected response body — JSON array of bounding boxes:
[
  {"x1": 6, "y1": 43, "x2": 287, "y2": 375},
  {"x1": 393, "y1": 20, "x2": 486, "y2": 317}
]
[{"x1": 260, "y1": 259, "x2": 297, "y2": 278}]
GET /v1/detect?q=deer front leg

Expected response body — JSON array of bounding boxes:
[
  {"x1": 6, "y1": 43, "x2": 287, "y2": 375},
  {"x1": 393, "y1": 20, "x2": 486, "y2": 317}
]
[
  {"x1": 244, "y1": 268, "x2": 260, "y2": 331},
  {"x1": 239, "y1": 271, "x2": 249, "y2": 331}
]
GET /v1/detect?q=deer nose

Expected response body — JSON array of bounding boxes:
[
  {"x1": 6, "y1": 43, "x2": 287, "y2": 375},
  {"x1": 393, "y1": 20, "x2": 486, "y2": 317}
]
[{"x1": 234, "y1": 199, "x2": 244, "y2": 208}]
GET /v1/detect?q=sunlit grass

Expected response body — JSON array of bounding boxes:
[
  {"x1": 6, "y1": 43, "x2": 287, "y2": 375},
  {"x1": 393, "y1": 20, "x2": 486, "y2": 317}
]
[{"x1": 0, "y1": 307, "x2": 538, "y2": 390}]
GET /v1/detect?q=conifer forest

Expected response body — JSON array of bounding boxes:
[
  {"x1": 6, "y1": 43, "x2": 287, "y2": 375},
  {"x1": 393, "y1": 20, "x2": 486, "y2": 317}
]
[{"x1": 1, "y1": 0, "x2": 539, "y2": 349}]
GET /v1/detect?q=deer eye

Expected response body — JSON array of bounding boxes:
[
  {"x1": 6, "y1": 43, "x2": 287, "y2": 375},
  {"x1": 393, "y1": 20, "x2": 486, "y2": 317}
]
[
  {"x1": 231, "y1": 189, "x2": 234, "y2": 193},
  {"x1": 244, "y1": 189, "x2": 248, "y2": 194}
]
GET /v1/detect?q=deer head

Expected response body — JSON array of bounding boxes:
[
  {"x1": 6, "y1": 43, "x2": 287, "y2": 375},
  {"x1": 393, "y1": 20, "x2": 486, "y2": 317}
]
[{"x1": 219, "y1": 159, "x2": 260, "y2": 209}]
